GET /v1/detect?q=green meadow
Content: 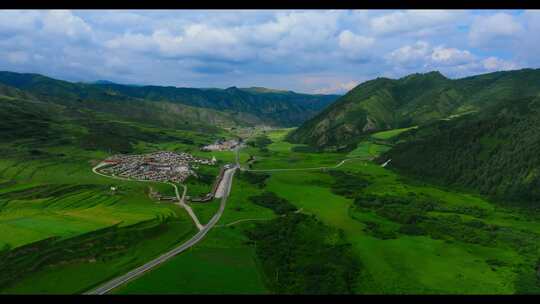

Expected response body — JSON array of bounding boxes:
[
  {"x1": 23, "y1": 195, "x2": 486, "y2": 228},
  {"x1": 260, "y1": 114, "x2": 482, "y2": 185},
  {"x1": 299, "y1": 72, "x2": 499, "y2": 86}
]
[
  {"x1": 3, "y1": 123, "x2": 540, "y2": 294},
  {"x1": 246, "y1": 129, "x2": 540, "y2": 294},
  {"x1": 370, "y1": 126, "x2": 418, "y2": 140},
  {"x1": 115, "y1": 175, "x2": 273, "y2": 294},
  {"x1": 0, "y1": 118, "x2": 233, "y2": 293}
]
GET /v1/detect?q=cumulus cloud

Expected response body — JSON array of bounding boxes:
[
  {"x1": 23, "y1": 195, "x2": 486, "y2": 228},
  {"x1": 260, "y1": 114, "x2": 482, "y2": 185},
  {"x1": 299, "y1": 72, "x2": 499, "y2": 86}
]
[
  {"x1": 0, "y1": 10, "x2": 41, "y2": 34},
  {"x1": 386, "y1": 40, "x2": 520, "y2": 78},
  {"x1": 370, "y1": 10, "x2": 468, "y2": 36},
  {"x1": 338, "y1": 30, "x2": 374, "y2": 60},
  {"x1": 6, "y1": 51, "x2": 29, "y2": 64},
  {"x1": 386, "y1": 41, "x2": 431, "y2": 68},
  {"x1": 431, "y1": 46, "x2": 474, "y2": 66},
  {"x1": 482, "y1": 56, "x2": 519, "y2": 71},
  {"x1": 0, "y1": 10, "x2": 536, "y2": 93},
  {"x1": 42, "y1": 10, "x2": 93, "y2": 40},
  {"x1": 469, "y1": 13, "x2": 523, "y2": 48}
]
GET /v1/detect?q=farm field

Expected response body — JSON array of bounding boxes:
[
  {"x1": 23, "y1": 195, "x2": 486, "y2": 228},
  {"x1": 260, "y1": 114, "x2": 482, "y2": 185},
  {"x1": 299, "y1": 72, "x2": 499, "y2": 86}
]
[
  {"x1": 0, "y1": 118, "x2": 233, "y2": 293},
  {"x1": 216, "y1": 128, "x2": 540, "y2": 294},
  {"x1": 1, "y1": 217, "x2": 196, "y2": 294},
  {"x1": 3, "y1": 123, "x2": 540, "y2": 295},
  {"x1": 114, "y1": 174, "x2": 273, "y2": 294},
  {"x1": 115, "y1": 227, "x2": 268, "y2": 294}
]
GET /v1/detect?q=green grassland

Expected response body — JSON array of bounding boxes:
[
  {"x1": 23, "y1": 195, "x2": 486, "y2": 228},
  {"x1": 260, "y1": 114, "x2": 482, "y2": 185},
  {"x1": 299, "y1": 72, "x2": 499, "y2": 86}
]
[
  {"x1": 4, "y1": 120, "x2": 540, "y2": 295},
  {"x1": 1, "y1": 216, "x2": 196, "y2": 294},
  {"x1": 115, "y1": 173, "x2": 274, "y2": 294},
  {"x1": 115, "y1": 227, "x2": 268, "y2": 294},
  {"x1": 239, "y1": 129, "x2": 345, "y2": 170},
  {"x1": 264, "y1": 162, "x2": 535, "y2": 294},
  {"x1": 120, "y1": 127, "x2": 540, "y2": 294},
  {"x1": 347, "y1": 141, "x2": 391, "y2": 159},
  {"x1": 181, "y1": 128, "x2": 540, "y2": 294},
  {"x1": 251, "y1": 129, "x2": 540, "y2": 294},
  {"x1": 370, "y1": 126, "x2": 418, "y2": 140},
  {"x1": 0, "y1": 97, "x2": 237, "y2": 293}
]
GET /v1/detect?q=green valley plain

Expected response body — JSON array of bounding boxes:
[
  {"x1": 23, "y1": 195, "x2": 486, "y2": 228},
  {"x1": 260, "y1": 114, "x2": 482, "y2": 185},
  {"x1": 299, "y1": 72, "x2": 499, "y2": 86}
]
[{"x1": 1, "y1": 69, "x2": 540, "y2": 295}]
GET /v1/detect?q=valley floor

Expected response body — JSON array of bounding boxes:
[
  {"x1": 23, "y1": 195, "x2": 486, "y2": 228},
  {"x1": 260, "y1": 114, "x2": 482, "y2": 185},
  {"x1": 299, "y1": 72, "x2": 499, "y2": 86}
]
[{"x1": 1, "y1": 127, "x2": 540, "y2": 294}]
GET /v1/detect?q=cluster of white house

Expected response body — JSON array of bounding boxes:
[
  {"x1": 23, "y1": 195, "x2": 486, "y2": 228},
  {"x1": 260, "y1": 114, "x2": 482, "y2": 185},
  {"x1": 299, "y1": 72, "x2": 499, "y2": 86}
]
[
  {"x1": 99, "y1": 151, "x2": 216, "y2": 183},
  {"x1": 201, "y1": 139, "x2": 240, "y2": 151}
]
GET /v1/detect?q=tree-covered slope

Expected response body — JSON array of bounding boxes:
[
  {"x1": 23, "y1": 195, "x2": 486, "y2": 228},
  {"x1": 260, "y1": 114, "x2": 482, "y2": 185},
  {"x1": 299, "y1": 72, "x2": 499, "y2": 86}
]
[
  {"x1": 288, "y1": 69, "x2": 540, "y2": 150},
  {"x1": 383, "y1": 96, "x2": 540, "y2": 206},
  {"x1": 91, "y1": 84, "x2": 338, "y2": 126},
  {"x1": 0, "y1": 71, "x2": 338, "y2": 127},
  {"x1": 0, "y1": 83, "x2": 221, "y2": 154}
]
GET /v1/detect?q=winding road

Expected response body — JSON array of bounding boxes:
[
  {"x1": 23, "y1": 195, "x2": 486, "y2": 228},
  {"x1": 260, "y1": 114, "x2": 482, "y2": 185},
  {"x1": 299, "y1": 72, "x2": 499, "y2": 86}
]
[
  {"x1": 241, "y1": 157, "x2": 366, "y2": 173},
  {"x1": 92, "y1": 163, "x2": 202, "y2": 230},
  {"x1": 85, "y1": 163, "x2": 238, "y2": 295},
  {"x1": 85, "y1": 140, "x2": 370, "y2": 295}
]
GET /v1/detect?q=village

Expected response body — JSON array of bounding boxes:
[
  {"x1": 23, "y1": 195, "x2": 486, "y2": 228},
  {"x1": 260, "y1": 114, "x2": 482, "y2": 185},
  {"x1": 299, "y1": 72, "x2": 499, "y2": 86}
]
[
  {"x1": 98, "y1": 151, "x2": 217, "y2": 184},
  {"x1": 200, "y1": 138, "x2": 241, "y2": 151}
]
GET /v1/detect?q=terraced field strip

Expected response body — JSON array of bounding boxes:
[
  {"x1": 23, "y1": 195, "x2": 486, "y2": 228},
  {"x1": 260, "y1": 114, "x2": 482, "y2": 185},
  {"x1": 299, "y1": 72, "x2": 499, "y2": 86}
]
[
  {"x1": 85, "y1": 166, "x2": 238, "y2": 295},
  {"x1": 92, "y1": 162, "x2": 203, "y2": 230}
]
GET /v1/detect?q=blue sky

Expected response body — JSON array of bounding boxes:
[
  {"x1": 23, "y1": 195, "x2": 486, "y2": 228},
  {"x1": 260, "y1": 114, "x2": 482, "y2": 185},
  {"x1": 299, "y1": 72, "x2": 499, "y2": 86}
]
[{"x1": 0, "y1": 9, "x2": 539, "y2": 94}]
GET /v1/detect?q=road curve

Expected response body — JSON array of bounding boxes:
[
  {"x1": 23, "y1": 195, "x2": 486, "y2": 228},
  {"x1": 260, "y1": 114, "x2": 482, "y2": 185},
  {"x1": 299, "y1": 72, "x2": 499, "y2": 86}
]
[
  {"x1": 85, "y1": 165, "x2": 238, "y2": 295},
  {"x1": 92, "y1": 162, "x2": 203, "y2": 231},
  {"x1": 242, "y1": 157, "x2": 367, "y2": 172},
  {"x1": 168, "y1": 182, "x2": 203, "y2": 230}
]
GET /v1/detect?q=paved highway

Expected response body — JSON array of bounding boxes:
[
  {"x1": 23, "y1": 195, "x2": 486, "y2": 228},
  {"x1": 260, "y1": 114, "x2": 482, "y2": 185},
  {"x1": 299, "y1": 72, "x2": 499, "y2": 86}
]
[
  {"x1": 86, "y1": 141, "x2": 365, "y2": 295},
  {"x1": 85, "y1": 164, "x2": 238, "y2": 295}
]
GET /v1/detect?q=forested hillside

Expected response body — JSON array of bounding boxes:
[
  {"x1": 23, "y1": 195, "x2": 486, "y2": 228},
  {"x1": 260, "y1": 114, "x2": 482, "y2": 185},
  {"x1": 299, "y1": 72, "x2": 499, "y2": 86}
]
[
  {"x1": 0, "y1": 71, "x2": 338, "y2": 127},
  {"x1": 383, "y1": 96, "x2": 540, "y2": 206},
  {"x1": 288, "y1": 69, "x2": 540, "y2": 150}
]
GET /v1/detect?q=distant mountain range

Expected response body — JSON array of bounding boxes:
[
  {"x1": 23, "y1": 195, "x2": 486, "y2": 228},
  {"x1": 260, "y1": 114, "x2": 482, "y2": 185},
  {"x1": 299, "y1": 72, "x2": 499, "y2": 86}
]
[
  {"x1": 288, "y1": 68, "x2": 540, "y2": 150},
  {"x1": 0, "y1": 71, "x2": 339, "y2": 128}
]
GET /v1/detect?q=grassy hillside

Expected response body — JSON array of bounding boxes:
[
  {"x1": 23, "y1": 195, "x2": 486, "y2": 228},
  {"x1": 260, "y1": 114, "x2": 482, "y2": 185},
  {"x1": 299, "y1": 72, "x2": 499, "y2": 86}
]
[
  {"x1": 383, "y1": 96, "x2": 540, "y2": 207},
  {"x1": 288, "y1": 69, "x2": 540, "y2": 150},
  {"x1": 190, "y1": 128, "x2": 540, "y2": 294},
  {"x1": 0, "y1": 71, "x2": 339, "y2": 127},
  {"x1": 0, "y1": 85, "x2": 229, "y2": 292}
]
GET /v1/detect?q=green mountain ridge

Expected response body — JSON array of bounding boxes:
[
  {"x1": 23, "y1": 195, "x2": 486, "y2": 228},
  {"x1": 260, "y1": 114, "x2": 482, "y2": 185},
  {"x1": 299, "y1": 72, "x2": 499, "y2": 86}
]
[
  {"x1": 0, "y1": 71, "x2": 338, "y2": 127},
  {"x1": 288, "y1": 68, "x2": 540, "y2": 150},
  {"x1": 382, "y1": 95, "x2": 540, "y2": 206}
]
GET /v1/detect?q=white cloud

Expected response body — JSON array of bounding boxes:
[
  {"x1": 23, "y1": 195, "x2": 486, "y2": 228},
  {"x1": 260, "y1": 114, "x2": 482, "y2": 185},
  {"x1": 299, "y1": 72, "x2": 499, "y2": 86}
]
[
  {"x1": 0, "y1": 10, "x2": 40, "y2": 34},
  {"x1": 0, "y1": 10, "x2": 535, "y2": 93},
  {"x1": 431, "y1": 46, "x2": 474, "y2": 66},
  {"x1": 370, "y1": 10, "x2": 467, "y2": 36},
  {"x1": 469, "y1": 13, "x2": 523, "y2": 48},
  {"x1": 6, "y1": 51, "x2": 29, "y2": 64},
  {"x1": 41, "y1": 10, "x2": 94, "y2": 41},
  {"x1": 386, "y1": 41, "x2": 431, "y2": 67},
  {"x1": 105, "y1": 32, "x2": 155, "y2": 51},
  {"x1": 338, "y1": 30, "x2": 374, "y2": 60},
  {"x1": 482, "y1": 56, "x2": 518, "y2": 71}
]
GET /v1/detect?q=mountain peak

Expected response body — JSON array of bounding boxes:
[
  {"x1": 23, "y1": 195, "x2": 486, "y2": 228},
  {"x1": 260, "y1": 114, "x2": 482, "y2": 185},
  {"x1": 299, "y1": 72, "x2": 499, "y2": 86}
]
[
  {"x1": 400, "y1": 71, "x2": 447, "y2": 81},
  {"x1": 241, "y1": 86, "x2": 290, "y2": 94}
]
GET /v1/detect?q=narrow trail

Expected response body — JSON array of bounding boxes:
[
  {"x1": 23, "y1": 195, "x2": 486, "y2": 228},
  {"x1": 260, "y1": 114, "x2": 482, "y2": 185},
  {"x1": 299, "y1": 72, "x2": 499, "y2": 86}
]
[
  {"x1": 167, "y1": 182, "x2": 204, "y2": 231},
  {"x1": 216, "y1": 208, "x2": 304, "y2": 228},
  {"x1": 85, "y1": 165, "x2": 238, "y2": 295},
  {"x1": 241, "y1": 157, "x2": 368, "y2": 173},
  {"x1": 92, "y1": 163, "x2": 203, "y2": 231},
  {"x1": 215, "y1": 217, "x2": 272, "y2": 227}
]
